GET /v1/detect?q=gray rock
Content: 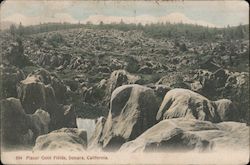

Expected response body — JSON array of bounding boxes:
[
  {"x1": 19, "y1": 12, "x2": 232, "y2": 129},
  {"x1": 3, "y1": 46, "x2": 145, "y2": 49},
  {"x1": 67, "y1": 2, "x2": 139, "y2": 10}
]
[
  {"x1": 107, "y1": 70, "x2": 141, "y2": 95},
  {"x1": 103, "y1": 70, "x2": 141, "y2": 105},
  {"x1": 1, "y1": 98, "x2": 50, "y2": 146},
  {"x1": 33, "y1": 128, "x2": 87, "y2": 151},
  {"x1": 17, "y1": 69, "x2": 76, "y2": 130},
  {"x1": 93, "y1": 84, "x2": 159, "y2": 151},
  {"x1": 193, "y1": 69, "x2": 249, "y2": 123},
  {"x1": 138, "y1": 66, "x2": 153, "y2": 74},
  {"x1": 1, "y1": 98, "x2": 31, "y2": 145},
  {"x1": 213, "y1": 99, "x2": 239, "y2": 121},
  {"x1": 1, "y1": 65, "x2": 25, "y2": 98},
  {"x1": 119, "y1": 119, "x2": 249, "y2": 152},
  {"x1": 156, "y1": 74, "x2": 190, "y2": 89},
  {"x1": 6, "y1": 41, "x2": 33, "y2": 68},
  {"x1": 50, "y1": 55, "x2": 60, "y2": 67},
  {"x1": 26, "y1": 109, "x2": 50, "y2": 142},
  {"x1": 27, "y1": 69, "x2": 67, "y2": 104},
  {"x1": 156, "y1": 88, "x2": 220, "y2": 122},
  {"x1": 190, "y1": 81, "x2": 203, "y2": 93},
  {"x1": 88, "y1": 117, "x2": 106, "y2": 151}
]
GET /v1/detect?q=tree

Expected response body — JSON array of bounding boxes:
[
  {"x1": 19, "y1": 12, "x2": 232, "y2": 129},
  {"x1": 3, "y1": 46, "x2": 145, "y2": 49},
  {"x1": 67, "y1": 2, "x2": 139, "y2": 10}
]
[
  {"x1": 235, "y1": 24, "x2": 244, "y2": 38},
  {"x1": 9, "y1": 24, "x2": 17, "y2": 36},
  {"x1": 18, "y1": 22, "x2": 24, "y2": 36}
]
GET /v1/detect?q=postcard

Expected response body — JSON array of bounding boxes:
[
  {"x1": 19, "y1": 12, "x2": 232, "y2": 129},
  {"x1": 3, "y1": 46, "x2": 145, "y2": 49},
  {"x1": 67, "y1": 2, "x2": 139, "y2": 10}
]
[{"x1": 0, "y1": 0, "x2": 249, "y2": 164}]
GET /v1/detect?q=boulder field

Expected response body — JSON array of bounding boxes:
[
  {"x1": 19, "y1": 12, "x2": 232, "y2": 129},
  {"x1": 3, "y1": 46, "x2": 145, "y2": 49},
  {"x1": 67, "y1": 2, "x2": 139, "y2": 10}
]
[
  {"x1": 1, "y1": 26, "x2": 248, "y2": 154},
  {"x1": 89, "y1": 87, "x2": 243, "y2": 152}
]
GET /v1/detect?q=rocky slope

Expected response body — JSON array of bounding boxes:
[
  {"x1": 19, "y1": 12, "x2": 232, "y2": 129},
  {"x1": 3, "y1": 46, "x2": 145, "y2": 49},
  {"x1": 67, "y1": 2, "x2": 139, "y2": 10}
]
[{"x1": 0, "y1": 24, "x2": 249, "y2": 152}]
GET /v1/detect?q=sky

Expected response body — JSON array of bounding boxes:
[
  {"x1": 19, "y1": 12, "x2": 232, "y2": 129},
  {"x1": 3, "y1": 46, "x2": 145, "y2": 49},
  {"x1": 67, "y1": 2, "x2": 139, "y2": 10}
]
[{"x1": 0, "y1": 0, "x2": 249, "y2": 27}]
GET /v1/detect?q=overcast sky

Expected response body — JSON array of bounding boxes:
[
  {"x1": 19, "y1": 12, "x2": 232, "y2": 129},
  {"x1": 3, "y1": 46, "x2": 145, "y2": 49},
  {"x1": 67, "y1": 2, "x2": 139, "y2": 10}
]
[{"x1": 1, "y1": 0, "x2": 249, "y2": 27}]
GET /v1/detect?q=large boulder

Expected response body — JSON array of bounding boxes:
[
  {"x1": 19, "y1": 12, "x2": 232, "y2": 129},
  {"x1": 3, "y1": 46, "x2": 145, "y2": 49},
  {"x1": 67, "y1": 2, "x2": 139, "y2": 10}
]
[
  {"x1": 26, "y1": 109, "x2": 51, "y2": 142},
  {"x1": 17, "y1": 69, "x2": 76, "y2": 130},
  {"x1": 33, "y1": 128, "x2": 87, "y2": 151},
  {"x1": 88, "y1": 117, "x2": 106, "y2": 151},
  {"x1": 119, "y1": 119, "x2": 249, "y2": 152},
  {"x1": 156, "y1": 88, "x2": 240, "y2": 123},
  {"x1": 26, "y1": 69, "x2": 68, "y2": 104},
  {"x1": 80, "y1": 70, "x2": 141, "y2": 108},
  {"x1": 222, "y1": 72, "x2": 249, "y2": 123},
  {"x1": 1, "y1": 64, "x2": 25, "y2": 98},
  {"x1": 91, "y1": 84, "x2": 159, "y2": 151},
  {"x1": 1, "y1": 98, "x2": 50, "y2": 147},
  {"x1": 17, "y1": 76, "x2": 51, "y2": 114},
  {"x1": 193, "y1": 69, "x2": 249, "y2": 123},
  {"x1": 5, "y1": 41, "x2": 33, "y2": 68},
  {"x1": 156, "y1": 88, "x2": 220, "y2": 122},
  {"x1": 1, "y1": 98, "x2": 31, "y2": 146},
  {"x1": 106, "y1": 70, "x2": 141, "y2": 96},
  {"x1": 156, "y1": 73, "x2": 190, "y2": 89},
  {"x1": 212, "y1": 99, "x2": 239, "y2": 121},
  {"x1": 103, "y1": 70, "x2": 141, "y2": 106},
  {"x1": 192, "y1": 69, "x2": 229, "y2": 98}
]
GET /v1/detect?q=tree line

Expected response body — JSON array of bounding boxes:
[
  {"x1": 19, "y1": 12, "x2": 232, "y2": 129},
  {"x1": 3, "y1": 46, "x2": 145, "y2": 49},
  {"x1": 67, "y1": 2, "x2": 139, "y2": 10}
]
[{"x1": 7, "y1": 22, "x2": 249, "y2": 41}]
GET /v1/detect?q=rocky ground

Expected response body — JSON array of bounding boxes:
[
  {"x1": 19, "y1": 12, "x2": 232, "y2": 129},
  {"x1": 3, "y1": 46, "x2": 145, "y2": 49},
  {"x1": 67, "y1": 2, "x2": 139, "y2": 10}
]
[{"x1": 0, "y1": 24, "x2": 249, "y2": 153}]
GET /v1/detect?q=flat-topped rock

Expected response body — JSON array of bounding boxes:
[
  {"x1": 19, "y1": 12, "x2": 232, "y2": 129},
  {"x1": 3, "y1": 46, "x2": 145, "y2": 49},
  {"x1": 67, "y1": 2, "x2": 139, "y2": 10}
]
[
  {"x1": 119, "y1": 119, "x2": 249, "y2": 152},
  {"x1": 33, "y1": 128, "x2": 87, "y2": 151}
]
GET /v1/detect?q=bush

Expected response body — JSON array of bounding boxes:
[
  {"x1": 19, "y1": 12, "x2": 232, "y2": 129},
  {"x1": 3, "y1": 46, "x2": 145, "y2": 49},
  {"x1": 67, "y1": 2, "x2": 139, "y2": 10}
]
[
  {"x1": 125, "y1": 56, "x2": 139, "y2": 73},
  {"x1": 179, "y1": 43, "x2": 187, "y2": 52},
  {"x1": 9, "y1": 24, "x2": 17, "y2": 36},
  {"x1": 47, "y1": 33, "x2": 65, "y2": 47},
  {"x1": 34, "y1": 36, "x2": 43, "y2": 47}
]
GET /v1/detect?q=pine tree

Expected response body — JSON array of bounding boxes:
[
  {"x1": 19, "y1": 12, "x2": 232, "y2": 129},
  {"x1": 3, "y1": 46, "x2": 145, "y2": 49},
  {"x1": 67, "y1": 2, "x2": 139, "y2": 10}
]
[{"x1": 9, "y1": 24, "x2": 17, "y2": 36}]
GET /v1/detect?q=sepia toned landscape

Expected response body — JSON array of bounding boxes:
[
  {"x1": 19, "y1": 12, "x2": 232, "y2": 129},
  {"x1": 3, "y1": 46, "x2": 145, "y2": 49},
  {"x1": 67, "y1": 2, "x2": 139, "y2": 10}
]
[{"x1": 0, "y1": 0, "x2": 249, "y2": 164}]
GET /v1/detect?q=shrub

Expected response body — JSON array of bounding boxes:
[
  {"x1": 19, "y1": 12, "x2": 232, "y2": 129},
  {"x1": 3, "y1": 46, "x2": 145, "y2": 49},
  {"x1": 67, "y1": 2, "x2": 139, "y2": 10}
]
[
  {"x1": 34, "y1": 36, "x2": 43, "y2": 47},
  {"x1": 125, "y1": 56, "x2": 139, "y2": 73},
  {"x1": 47, "y1": 33, "x2": 65, "y2": 47}
]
